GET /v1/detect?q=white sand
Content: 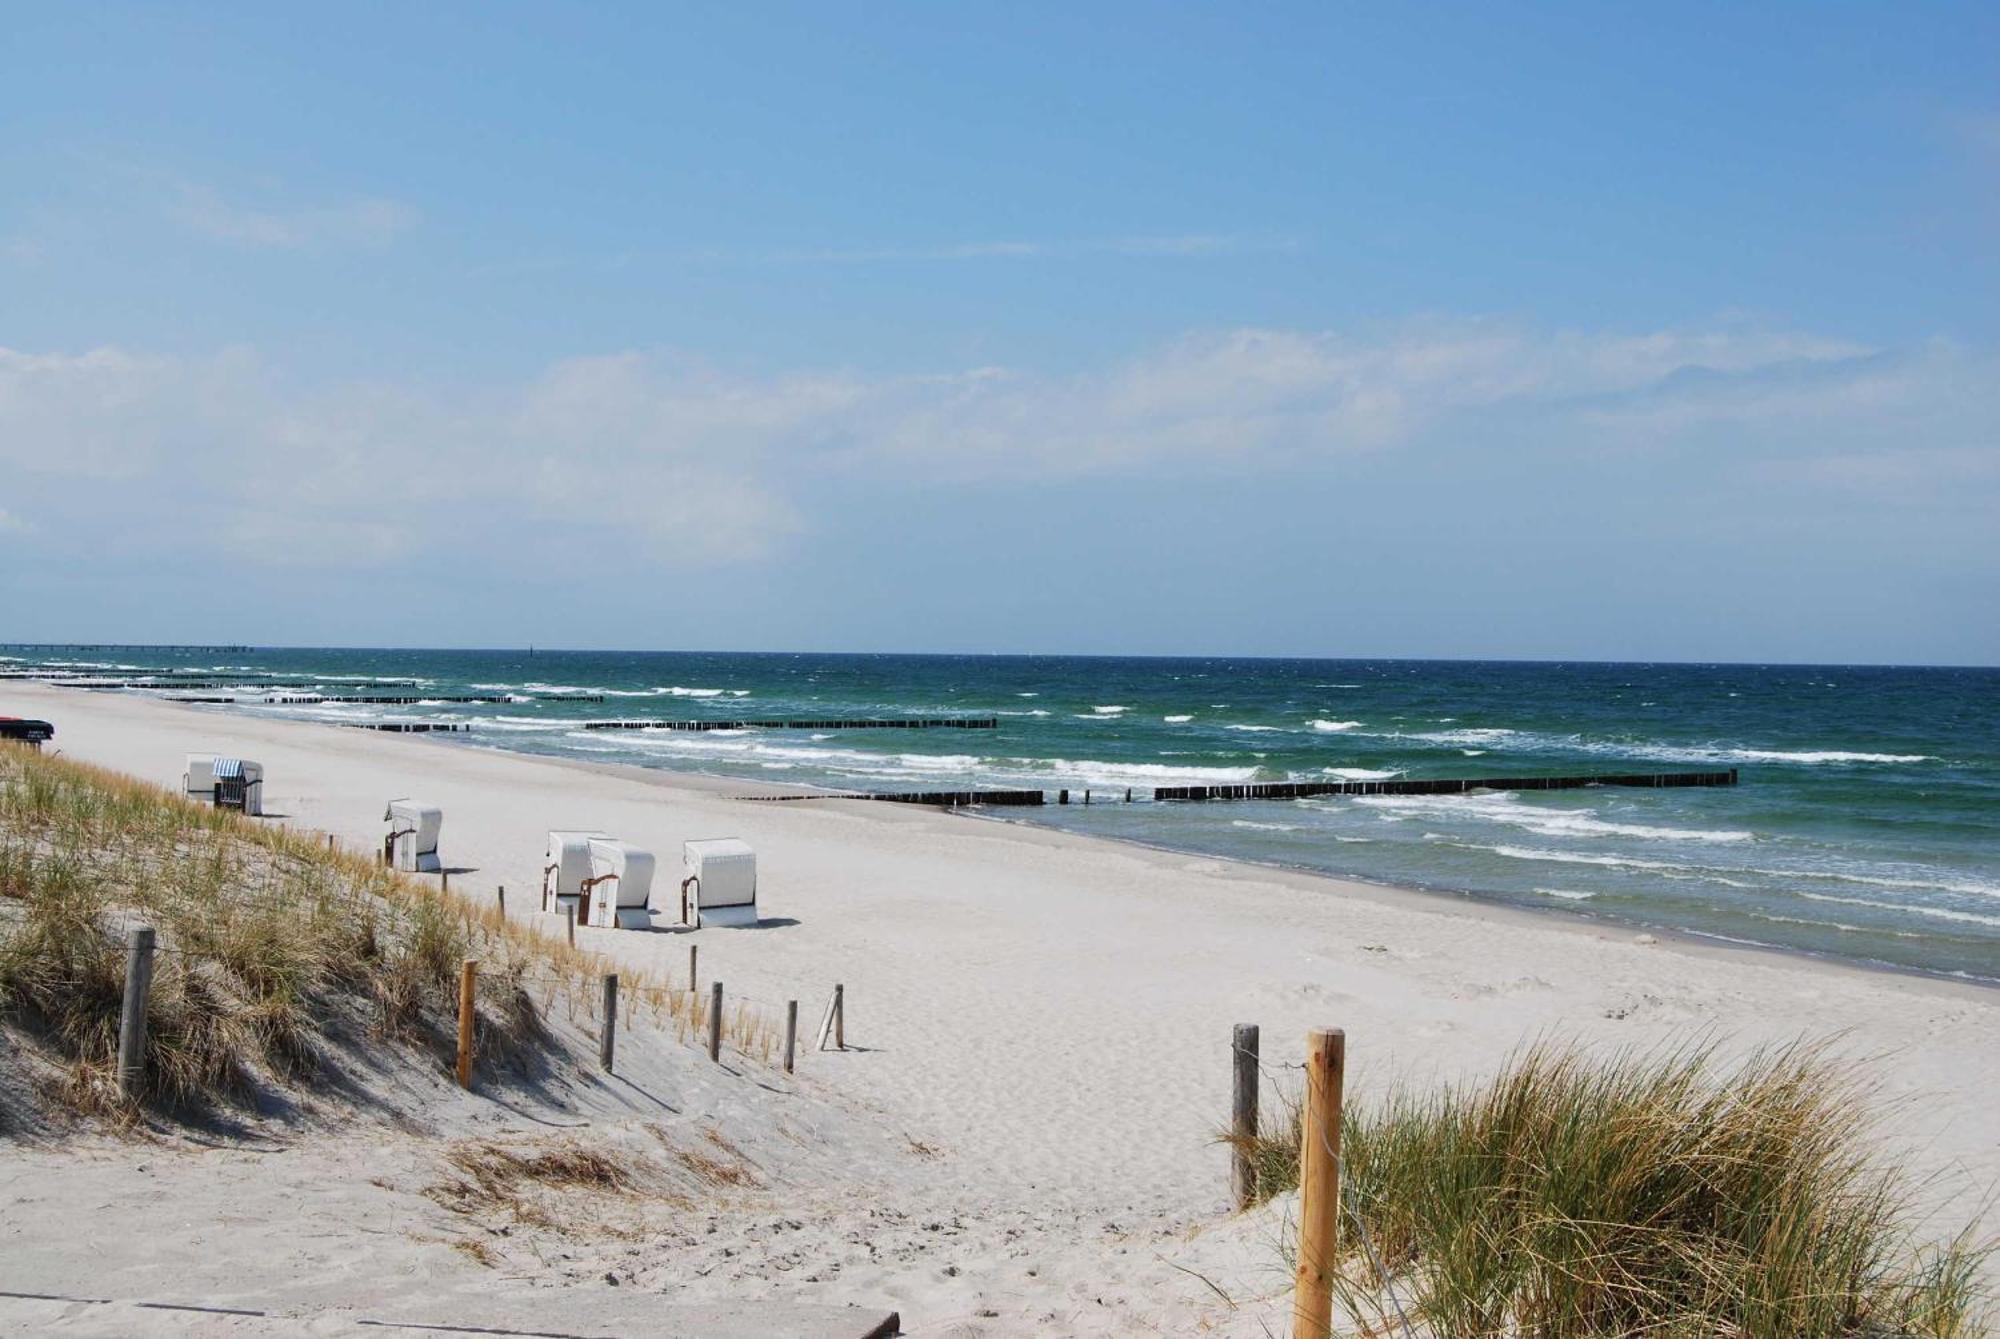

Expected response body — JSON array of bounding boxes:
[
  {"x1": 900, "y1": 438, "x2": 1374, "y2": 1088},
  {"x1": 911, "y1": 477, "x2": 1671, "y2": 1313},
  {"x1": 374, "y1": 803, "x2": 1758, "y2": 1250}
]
[{"x1": 5, "y1": 680, "x2": 1997, "y2": 1335}]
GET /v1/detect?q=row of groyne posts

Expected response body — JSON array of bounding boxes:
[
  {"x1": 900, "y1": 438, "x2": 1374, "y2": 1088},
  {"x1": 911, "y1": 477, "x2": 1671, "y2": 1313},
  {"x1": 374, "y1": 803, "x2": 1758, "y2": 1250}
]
[{"x1": 745, "y1": 768, "x2": 1741, "y2": 808}]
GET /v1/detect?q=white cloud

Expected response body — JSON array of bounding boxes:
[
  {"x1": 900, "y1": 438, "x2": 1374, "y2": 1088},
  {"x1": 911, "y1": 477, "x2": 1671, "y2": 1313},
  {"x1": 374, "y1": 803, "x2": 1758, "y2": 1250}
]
[
  {"x1": 168, "y1": 181, "x2": 417, "y2": 249},
  {"x1": 1, "y1": 321, "x2": 1992, "y2": 577}
]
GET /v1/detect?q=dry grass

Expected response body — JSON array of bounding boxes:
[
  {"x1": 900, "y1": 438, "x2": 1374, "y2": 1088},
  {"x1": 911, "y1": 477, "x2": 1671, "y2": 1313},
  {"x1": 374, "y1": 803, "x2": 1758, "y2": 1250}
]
[
  {"x1": 1234, "y1": 1040, "x2": 1990, "y2": 1338},
  {"x1": 0, "y1": 743, "x2": 778, "y2": 1118}
]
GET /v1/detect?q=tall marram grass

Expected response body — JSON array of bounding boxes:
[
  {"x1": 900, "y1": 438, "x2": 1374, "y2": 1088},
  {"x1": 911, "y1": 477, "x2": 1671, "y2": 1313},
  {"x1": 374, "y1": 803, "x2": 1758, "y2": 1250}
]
[
  {"x1": 1237, "y1": 1041, "x2": 1989, "y2": 1338},
  {"x1": 0, "y1": 743, "x2": 769, "y2": 1116}
]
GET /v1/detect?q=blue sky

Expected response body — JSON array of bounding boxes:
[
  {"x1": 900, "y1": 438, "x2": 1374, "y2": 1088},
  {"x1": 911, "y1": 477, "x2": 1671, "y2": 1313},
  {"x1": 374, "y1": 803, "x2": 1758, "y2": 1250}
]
[{"x1": 3, "y1": 3, "x2": 1996, "y2": 661}]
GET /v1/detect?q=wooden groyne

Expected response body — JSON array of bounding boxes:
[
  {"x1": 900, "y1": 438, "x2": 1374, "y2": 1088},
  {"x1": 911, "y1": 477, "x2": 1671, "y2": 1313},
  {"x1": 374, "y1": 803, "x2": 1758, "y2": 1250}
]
[
  {"x1": 343, "y1": 722, "x2": 470, "y2": 733},
  {"x1": 1153, "y1": 770, "x2": 1738, "y2": 802},
  {"x1": 583, "y1": 717, "x2": 998, "y2": 732},
  {"x1": 741, "y1": 789, "x2": 1044, "y2": 807}
]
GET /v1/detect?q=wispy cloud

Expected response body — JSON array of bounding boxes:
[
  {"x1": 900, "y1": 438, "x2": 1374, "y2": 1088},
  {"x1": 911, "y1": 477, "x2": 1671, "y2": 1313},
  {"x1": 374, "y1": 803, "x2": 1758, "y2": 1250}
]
[
  {"x1": 167, "y1": 179, "x2": 418, "y2": 249},
  {"x1": 2, "y1": 322, "x2": 1992, "y2": 578}
]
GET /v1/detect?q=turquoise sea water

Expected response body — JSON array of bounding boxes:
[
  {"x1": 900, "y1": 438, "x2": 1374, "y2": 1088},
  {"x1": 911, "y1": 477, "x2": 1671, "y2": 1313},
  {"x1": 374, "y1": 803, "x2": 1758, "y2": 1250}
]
[{"x1": 7, "y1": 649, "x2": 1996, "y2": 982}]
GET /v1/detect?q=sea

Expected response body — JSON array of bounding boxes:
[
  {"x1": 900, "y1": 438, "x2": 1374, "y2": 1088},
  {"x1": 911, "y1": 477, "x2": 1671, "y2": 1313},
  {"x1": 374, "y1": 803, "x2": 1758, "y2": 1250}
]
[{"x1": 7, "y1": 649, "x2": 1996, "y2": 983}]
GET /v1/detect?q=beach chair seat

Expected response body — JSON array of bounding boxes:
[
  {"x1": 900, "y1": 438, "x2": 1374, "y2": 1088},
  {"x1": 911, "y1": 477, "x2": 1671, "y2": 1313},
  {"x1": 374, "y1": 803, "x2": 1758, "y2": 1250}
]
[
  {"x1": 186, "y1": 754, "x2": 263, "y2": 815},
  {"x1": 383, "y1": 798, "x2": 443, "y2": 872},
  {"x1": 583, "y1": 840, "x2": 655, "y2": 929},
  {"x1": 681, "y1": 838, "x2": 758, "y2": 928},
  {"x1": 544, "y1": 829, "x2": 610, "y2": 915}
]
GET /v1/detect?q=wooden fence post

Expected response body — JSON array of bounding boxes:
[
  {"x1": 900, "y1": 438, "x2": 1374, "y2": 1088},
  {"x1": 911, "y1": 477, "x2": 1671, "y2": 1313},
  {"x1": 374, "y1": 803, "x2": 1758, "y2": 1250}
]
[
  {"x1": 116, "y1": 925, "x2": 156, "y2": 1101},
  {"x1": 496, "y1": 885, "x2": 505, "y2": 917},
  {"x1": 1232, "y1": 1023, "x2": 1260, "y2": 1209},
  {"x1": 707, "y1": 981, "x2": 723, "y2": 1062},
  {"x1": 599, "y1": 974, "x2": 618, "y2": 1072},
  {"x1": 456, "y1": 960, "x2": 479, "y2": 1089},
  {"x1": 1292, "y1": 1028, "x2": 1345, "y2": 1339},
  {"x1": 326, "y1": 833, "x2": 334, "y2": 851},
  {"x1": 833, "y1": 983, "x2": 845, "y2": 1050},
  {"x1": 784, "y1": 1000, "x2": 798, "y2": 1074},
  {"x1": 565, "y1": 905, "x2": 575, "y2": 947},
  {"x1": 688, "y1": 943, "x2": 697, "y2": 993},
  {"x1": 441, "y1": 870, "x2": 450, "y2": 894}
]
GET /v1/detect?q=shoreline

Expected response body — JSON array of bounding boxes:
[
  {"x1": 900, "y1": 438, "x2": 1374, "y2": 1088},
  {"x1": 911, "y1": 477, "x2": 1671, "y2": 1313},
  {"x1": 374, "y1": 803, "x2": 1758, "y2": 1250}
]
[
  {"x1": 447, "y1": 716, "x2": 1999, "y2": 996},
  {"x1": 20, "y1": 677, "x2": 1999, "y2": 1000}
]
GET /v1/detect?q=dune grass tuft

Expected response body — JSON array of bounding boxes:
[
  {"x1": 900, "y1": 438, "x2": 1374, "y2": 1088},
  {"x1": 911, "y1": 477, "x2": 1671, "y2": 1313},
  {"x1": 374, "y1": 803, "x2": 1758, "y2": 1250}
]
[
  {"x1": 1235, "y1": 1040, "x2": 1989, "y2": 1337},
  {"x1": 0, "y1": 742, "x2": 778, "y2": 1118}
]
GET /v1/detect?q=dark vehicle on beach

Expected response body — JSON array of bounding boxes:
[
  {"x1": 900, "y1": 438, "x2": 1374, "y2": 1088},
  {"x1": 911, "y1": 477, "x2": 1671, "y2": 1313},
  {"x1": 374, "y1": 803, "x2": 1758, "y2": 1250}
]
[{"x1": 0, "y1": 717, "x2": 55, "y2": 749}]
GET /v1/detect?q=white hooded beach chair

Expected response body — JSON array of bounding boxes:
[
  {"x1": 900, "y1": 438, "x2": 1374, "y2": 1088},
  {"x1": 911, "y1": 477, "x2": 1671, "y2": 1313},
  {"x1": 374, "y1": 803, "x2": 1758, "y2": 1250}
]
[
  {"x1": 185, "y1": 754, "x2": 263, "y2": 816},
  {"x1": 681, "y1": 838, "x2": 758, "y2": 928},
  {"x1": 582, "y1": 839, "x2": 656, "y2": 930},
  {"x1": 383, "y1": 799, "x2": 443, "y2": 873},
  {"x1": 543, "y1": 830, "x2": 609, "y2": 914}
]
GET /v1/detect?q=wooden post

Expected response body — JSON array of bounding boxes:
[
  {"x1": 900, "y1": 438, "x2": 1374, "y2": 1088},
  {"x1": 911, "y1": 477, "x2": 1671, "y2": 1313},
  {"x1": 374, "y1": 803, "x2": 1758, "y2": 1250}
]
[
  {"x1": 565, "y1": 905, "x2": 575, "y2": 947},
  {"x1": 456, "y1": 960, "x2": 479, "y2": 1089},
  {"x1": 496, "y1": 885, "x2": 505, "y2": 917},
  {"x1": 833, "y1": 983, "x2": 845, "y2": 1051},
  {"x1": 707, "y1": 981, "x2": 723, "y2": 1062},
  {"x1": 441, "y1": 870, "x2": 449, "y2": 894},
  {"x1": 1059, "y1": 788, "x2": 1069, "y2": 805},
  {"x1": 784, "y1": 1000, "x2": 798, "y2": 1074},
  {"x1": 599, "y1": 974, "x2": 618, "y2": 1072},
  {"x1": 326, "y1": 833, "x2": 334, "y2": 851},
  {"x1": 1292, "y1": 1028, "x2": 1344, "y2": 1339},
  {"x1": 116, "y1": 925, "x2": 156, "y2": 1101},
  {"x1": 688, "y1": 943, "x2": 697, "y2": 992},
  {"x1": 1231, "y1": 1024, "x2": 1260, "y2": 1210}
]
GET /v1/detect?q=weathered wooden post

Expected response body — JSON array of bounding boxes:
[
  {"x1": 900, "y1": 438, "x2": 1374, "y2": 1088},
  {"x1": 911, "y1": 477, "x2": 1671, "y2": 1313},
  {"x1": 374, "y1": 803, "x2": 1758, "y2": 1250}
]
[
  {"x1": 784, "y1": 1000, "x2": 798, "y2": 1074},
  {"x1": 441, "y1": 870, "x2": 450, "y2": 894},
  {"x1": 687, "y1": 943, "x2": 697, "y2": 992},
  {"x1": 326, "y1": 833, "x2": 335, "y2": 851},
  {"x1": 1292, "y1": 1028, "x2": 1345, "y2": 1339},
  {"x1": 707, "y1": 981, "x2": 723, "y2": 1062},
  {"x1": 565, "y1": 905, "x2": 575, "y2": 947},
  {"x1": 833, "y1": 983, "x2": 845, "y2": 1050},
  {"x1": 496, "y1": 885, "x2": 505, "y2": 917},
  {"x1": 116, "y1": 925, "x2": 156, "y2": 1101},
  {"x1": 599, "y1": 974, "x2": 618, "y2": 1072},
  {"x1": 456, "y1": 960, "x2": 479, "y2": 1089},
  {"x1": 1231, "y1": 1024, "x2": 1260, "y2": 1209}
]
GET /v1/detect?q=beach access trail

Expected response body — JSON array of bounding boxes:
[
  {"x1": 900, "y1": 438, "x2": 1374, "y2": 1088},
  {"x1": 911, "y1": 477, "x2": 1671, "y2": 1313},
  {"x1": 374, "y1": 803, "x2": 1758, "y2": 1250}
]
[{"x1": 6, "y1": 680, "x2": 1997, "y2": 1334}]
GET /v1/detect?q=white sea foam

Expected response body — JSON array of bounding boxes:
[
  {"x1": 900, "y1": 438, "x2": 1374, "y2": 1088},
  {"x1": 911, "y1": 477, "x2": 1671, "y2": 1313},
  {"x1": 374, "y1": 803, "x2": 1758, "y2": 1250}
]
[
  {"x1": 1403, "y1": 727, "x2": 1518, "y2": 746},
  {"x1": 1322, "y1": 767, "x2": 1401, "y2": 780},
  {"x1": 1226, "y1": 724, "x2": 1285, "y2": 733},
  {"x1": 1534, "y1": 887, "x2": 1597, "y2": 901},
  {"x1": 1163, "y1": 714, "x2": 1194, "y2": 723},
  {"x1": 1461, "y1": 749, "x2": 1488, "y2": 757},
  {"x1": 1017, "y1": 692, "x2": 1039, "y2": 698},
  {"x1": 1797, "y1": 893, "x2": 2000, "y2": 930},
  {"x1": 1232, "y1": 820, "x2": 1302, "y2": 832},
  {"x1": 1353, "y1": 792, "x2": 1754, "y2": 843},
  {"x1": 1487, "y1": 845, "x2": 1691, "y2": 872},
  {"x1": 1092, "y1": 705, "x2": 1129, "y2": 715},
  {"x1": 1310, "y1": 719, "x2": 1362, "y2": 732}
]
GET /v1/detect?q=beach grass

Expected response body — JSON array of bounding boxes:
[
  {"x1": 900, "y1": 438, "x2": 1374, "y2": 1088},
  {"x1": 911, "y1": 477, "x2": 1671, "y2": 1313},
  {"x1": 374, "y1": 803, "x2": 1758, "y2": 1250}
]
[
  {"x1": 1235, "y1": 1040, "x2": 1989, "y2": 1337},
  {"x1": 0, "y1": 742, "x2": 770, "y2": 1116}
]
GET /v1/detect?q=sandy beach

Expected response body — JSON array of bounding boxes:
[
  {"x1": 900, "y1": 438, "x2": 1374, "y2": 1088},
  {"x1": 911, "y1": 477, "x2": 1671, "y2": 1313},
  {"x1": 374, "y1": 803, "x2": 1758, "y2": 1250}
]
[{"x1": 5, "y1": 678, "x2": 1997, "y2": 1334}]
